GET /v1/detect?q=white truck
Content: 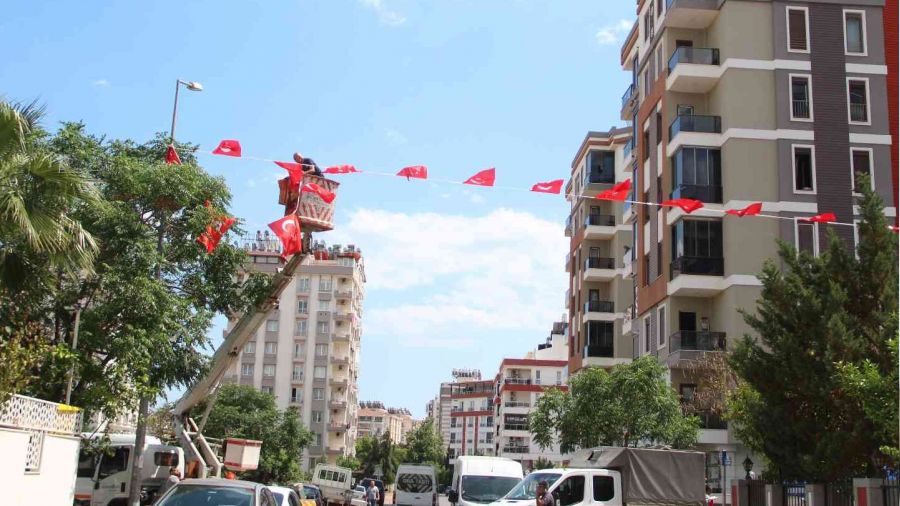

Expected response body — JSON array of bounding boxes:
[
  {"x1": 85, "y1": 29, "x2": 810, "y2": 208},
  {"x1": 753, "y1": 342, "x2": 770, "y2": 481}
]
[
  {"x1": 74, "y1": 433, "x2": 184, "y2": 506},
  {"x1": 448, "y1": 456, "x2": 524, "y2": 506},
  {"x1": 311, "y1": 463, "x2": 355, "y2": 506},
  {"x1": 491, "y1": 447, "x2": 705, "y2": 506}
]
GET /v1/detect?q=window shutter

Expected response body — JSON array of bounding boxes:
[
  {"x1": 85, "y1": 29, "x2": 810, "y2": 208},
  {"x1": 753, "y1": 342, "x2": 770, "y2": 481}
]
[{"x1": 788, "y1": 9, "x2": 807, "y2": 51}]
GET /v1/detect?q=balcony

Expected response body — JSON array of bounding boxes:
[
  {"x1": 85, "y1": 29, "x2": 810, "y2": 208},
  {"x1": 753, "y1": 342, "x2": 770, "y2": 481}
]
[
  {"x1": 332, "y1": 332, "x2": 350, "y2": 343},
  {"x1": 665, "y1": 330, "x2": 726, "y2": 365},
  {"x1": 332, "y1": 355, "x2": 350, "y2": 366},
  {"x1": 583, "y1": 300, "x2": 616, "y2": 324},
  {"x1": 333, "y1": 312, "x2": 352, "y2": 322},
  {"x1": 623, "y1": 197, "x2": 636, "y2": 224},
  {"x1": 502, "y1": 446, "x2": 530, "y2": 454},
  {"x1": 667, "y1": 47, "x2": 721, "y2": 93},
  {"x1": 583, "y1": 257, "x2": 617, "y2": 282},
  {"x1": 582, "y1": 167, "x2": 615, "y2": 188},
  {"x1": 695, "y1": 410, "x2": 728, "y2": 430},
  {"x1": 670, "y1": 184, "x2": 723, "y2": 204},
  {"x1": 503, "y1": 401, "x2": 531, "y2": 408},
  {"x1": 503, "y1": 423, "x2": 529, "y2": 431},
  {"x1": 664, "y1": 0, "x2": 719, "y2": 29},
  {"x1": 621, "y1": 84, "x2": 637, "y2": 120},
  {"x1": 622, "y1": 305, "x2": 635, "y2": 335},
  {"x1": 326, "y1": 447, "x2": 345, "y2": 455},
  {"x1": 330, "y1": 399, "x2": 348, "y2": 409},
  {"x1": 334, "y1": 289, "x2": 352, "y2": 299},
  {"x1": 669, "y1": 115, "x2": 721, "y2": 140},
  {"x1": 330, "y1": 378, "x2": 349, "y2": 389},
  {"x1": 584, "y1": 213, "x2": 617, "y2": 240},
  {"x1": 565, "y1": 215, "x2": 573, "y2": 238},
  {"x1": 328, "y1": 422, "x2": 349, "y2": 433},
  {"x1": 671, "y1": 256, "x2": 724, "y2": 277},
  {"x1": 565, "y1": 288, "x2": 571, "y2": 309},
  {"x1": 583, "y1": 344, "x2": 614, "y2": 359}
]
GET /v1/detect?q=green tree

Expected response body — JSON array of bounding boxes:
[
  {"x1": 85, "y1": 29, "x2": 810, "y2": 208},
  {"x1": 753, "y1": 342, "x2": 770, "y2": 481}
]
[
  {"x1": 357, "y1": 433, "x2": 400, "y2": 483},
  {"x1": 401, "y1": 418, "x2": 446, "y2": 465},
  {"x1": 337, "y1": 455, "x2": 362, "y2": 471},
  {"x1": 530, "y1": 357, "x2": 699, "y2": 452},
  {"x1": 199, "y1": 384, "x2": 313, "y2": 484},
  {"x1": 728, "y1": 175, "x2": 898, "y2": 481},
  {"x1": 531, "y1": 457, "x2": 554, "y2": 471}
]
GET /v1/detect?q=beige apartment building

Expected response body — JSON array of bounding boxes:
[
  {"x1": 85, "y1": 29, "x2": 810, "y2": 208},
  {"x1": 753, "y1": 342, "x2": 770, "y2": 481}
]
[
  {"x1": 356, "y1": 402, "x2": 415, "y2": 443},
  {"x1": 224, "y1": 236, "x2": 366, "y2": 471},
  {"x1": 435, "y1": 368, "x2": 482, "y2": 451}
]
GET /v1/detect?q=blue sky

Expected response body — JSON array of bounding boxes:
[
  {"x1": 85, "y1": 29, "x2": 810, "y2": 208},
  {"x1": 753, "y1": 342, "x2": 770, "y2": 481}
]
[{"x1": 2, "y1": 0, "x2": 636, "y2": 418}]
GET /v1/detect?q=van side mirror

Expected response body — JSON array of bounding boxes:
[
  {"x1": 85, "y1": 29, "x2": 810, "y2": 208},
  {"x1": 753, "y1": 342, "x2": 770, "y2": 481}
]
[{"x1": 448, "y1": 490, "x2": 459, "y2": 503}]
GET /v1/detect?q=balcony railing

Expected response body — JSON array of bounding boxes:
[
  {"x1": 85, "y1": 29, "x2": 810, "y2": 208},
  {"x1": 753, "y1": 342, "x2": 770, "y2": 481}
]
[
  {"x1": 584, "y1": 344, "x2": 614, "y2": 358},
  {"x1": 504, "y1": 401, "x2": 531, "y2": 408},
  {"x1": 622, "y1": 83, "x2": 636, "y2": 108},
  {"x1": 585, "y1": 214, "x2": 616, "y2": 227},
  {"x1": 623, "y1": 138, "x2": 634, "y2": 159},
  {"x1": 670, "y1": 184, "x2": 723, "y2": 203},
  {"x1": 583, "y1": 169, "x2": 616, "y2": 186},
  {"x1": 585, "y1": 257, "x2": 615, "y2": 270},
  {"x1": 792, "y1": 100, "x2": 811, "y2": 119},
  {"x1": 670, "y1": 330, "x2": 726, "y2": 352},
  {"x1": 504, "y1": 424, "x2": 529, "y2": 431},
  {"x1": 334, "y1": 290, "x2": 352, "y2": 299},
  {"x1": 504, "y1": 378, "x2": 531, "y2": 385},
  {"x1": 695, "y1": 410, "x2": 728, "y2": 430},
  {"x1": 502, "y1": 446, "x2": 530, "y2": 454},
  {"x1": 584, "y1": 300, "x2": 615, "y2": 313},
  {"x1": 850, "y1": 103, "x2": 868, "y2": 123},
  {"x1": 669, "y1": 115, "x2": 722, "y2": 139},
  {"x1": 668, "y1": 47, "x2": 720, "y2": 73},
  {"x1": 671, "y1": 256, "x2": 724, "y2": 276}
]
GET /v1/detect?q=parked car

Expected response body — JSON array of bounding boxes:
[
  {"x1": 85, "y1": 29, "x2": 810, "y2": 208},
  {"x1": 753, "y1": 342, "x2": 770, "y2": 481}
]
[
  {"x1": 154, "y1": 477, "x2": 276, "y2": 506},
  {"x1": 353, "y1": 485, "x2": 367, "y2": 499},
  {"x1": 302, "y1": 483, "x2": 325, "y2": 506}
]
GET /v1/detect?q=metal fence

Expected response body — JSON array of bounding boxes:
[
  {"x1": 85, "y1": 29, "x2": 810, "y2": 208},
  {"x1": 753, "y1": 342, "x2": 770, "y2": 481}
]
[
  {"x1": 747, "y1": 479, "x2": 766, "y2": 506},
  {"x1": 883, "y1": 477, "x2": 899, "y2": 506},
  {"x1": 824, "y1": 479, "x2": 854, "y2": 506},
  {"x1": 784, "y1": 483, "x2": 807, "y2": 506}
]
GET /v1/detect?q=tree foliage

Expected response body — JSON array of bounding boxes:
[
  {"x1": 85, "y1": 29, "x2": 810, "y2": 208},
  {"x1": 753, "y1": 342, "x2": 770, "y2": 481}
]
[
  {"x1": 356, "y1": 433, "x2": 400, "y2": 483},
  {"x1": 198, "y1": 384, "x2": 313, "y2": 484},
  {"x1": 401, "y1": 418, "x2": 446, "y2": 466},
  {"x1": 529, "y1": 357, "x2": 698, "y2": 453},
  {"x1": 728, "y1": 176, "x2": 898, "y2": 481}
]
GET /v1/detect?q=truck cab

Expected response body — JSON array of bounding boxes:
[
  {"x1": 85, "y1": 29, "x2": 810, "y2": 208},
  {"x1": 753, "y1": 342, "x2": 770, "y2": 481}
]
[{"x1": 491, "y1": 469, "x2": 622, "y2": 506}]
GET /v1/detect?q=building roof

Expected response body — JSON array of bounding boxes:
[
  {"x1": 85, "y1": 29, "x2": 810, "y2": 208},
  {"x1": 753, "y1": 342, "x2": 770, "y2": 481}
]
[{"x1": 570, "y1": 127, "x2": 632, "y2": 169}]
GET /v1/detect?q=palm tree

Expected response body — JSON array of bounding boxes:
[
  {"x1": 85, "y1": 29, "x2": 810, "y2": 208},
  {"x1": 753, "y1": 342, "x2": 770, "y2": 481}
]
[{"x1": 0, "y1": 100, "x2": 98, "y2": 292}]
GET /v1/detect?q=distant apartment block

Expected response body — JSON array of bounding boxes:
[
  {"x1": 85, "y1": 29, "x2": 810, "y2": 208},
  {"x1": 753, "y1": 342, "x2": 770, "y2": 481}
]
[{"x1": 356, "y1": 402, "x2": 415, "y2": 444}]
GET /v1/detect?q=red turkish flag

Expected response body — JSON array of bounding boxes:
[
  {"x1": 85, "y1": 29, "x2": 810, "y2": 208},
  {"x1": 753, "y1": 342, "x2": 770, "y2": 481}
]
[
  {"x1": 803, "y1": 212, "x2": 837, "y2": 224},
  {"x1": 463, "y1": 168, "x2": 496, "y2": 187},
  {"x1": 301, "y1": 182, "x2": 336, "y2": 204},
  {"x1": 324, "y1": 164, "x2": 360, "y2": 174},
  {"x1": 597, "y1": 179, "x2": 632, "y2": 201},
  {"x1": 662, "y1": 198, "x2": 705, "y2": 214},
  {"x1": 531, "y1": 179, "x2": 564, "y2": 194},
  {"x1": 196, "y1": 215, "x2": 236, "y2": 254},
  {"x1": 275, "y1": 161, "x2": 304, "y2": 190},
  {"x1": 268, "y1": 214, "x2": 303, "y2": 257},
  {"x1": 165, "y1": 144, "x2": 181, "y2": 165},
  {"x1": 212, "y1": 140, "x2": 242, "y2": 157},
  {"x1": 889, "y1": 225, "x2": 900, "y2": 233},
  {"x1": 725, "y1": 202, "x2": 763, "y2": 217},
  {"x1": 397, "y1": 165, "x2": 428, "y2": 180}
]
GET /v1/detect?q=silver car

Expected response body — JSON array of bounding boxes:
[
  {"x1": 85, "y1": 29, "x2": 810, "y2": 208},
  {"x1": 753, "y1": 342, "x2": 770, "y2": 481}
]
[{"x1": 155, "y1": 478, "x2": 278, "y2": 506}]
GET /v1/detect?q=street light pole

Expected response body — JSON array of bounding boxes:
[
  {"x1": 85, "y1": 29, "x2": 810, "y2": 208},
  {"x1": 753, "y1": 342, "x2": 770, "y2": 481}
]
[
  {"x1": 169, "y1": 79, "x2": 203, "y2": 143},
  {"x1": 63, "y1": 305, "x2": 82, "y2": 405}
]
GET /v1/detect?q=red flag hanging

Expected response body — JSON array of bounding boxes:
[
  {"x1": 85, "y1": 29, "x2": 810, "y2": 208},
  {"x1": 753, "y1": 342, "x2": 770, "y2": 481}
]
[
  {"x1": 397, "y1": 165, "x2": 428, "y2": 180},
  {"x1": 531, "y1": 179, "x2": 564, "y2": 194},
  {"x1": 802, "y1": 212, "x2": 837, "y2": 224},
  {"x1": 725, "y1": 202, "x2": 763, "y2": 217},
  {"x1": 324, "y1": 164, "x2": 360, "y2": 174},
  {"x1": 597, "y1": 179, "x2": 632, "y2": 201},
  {"x1": 165, "y1": 144, "x2": 181, "y2": 165},
  {"x1": 275, "y1": 161, "x2": 305, "y2": 190},
  {"x1": 301, "y1": 182, "x2": 336, "y2": 204},
  {"x1": 463, "y1": 168, "x2": 496, "y2": 187},
  {"x1": 212, "y1": 140, "x2": 242, "y2": 157},
  {"x1": 196, "y1": 208, "x2": 237, "y2": 254},
  {"x1": 268, "y1": 214, "x2": 303, "y2": 257},
  {"x1": 218, "y1": 216, "x2": 236, "y2": 236},
  {"x1": 662, "y1": 198, "x2": 705, "y2": 214}
]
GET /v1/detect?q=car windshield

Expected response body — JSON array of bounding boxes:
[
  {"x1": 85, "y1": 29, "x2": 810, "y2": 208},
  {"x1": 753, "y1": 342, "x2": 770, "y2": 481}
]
[
  {"x1": 304, "y1": 486, "x2": 319, "y2": 497},
  {"x1": 503, "y1": 473, "x2": 563, "y2": 501},
  {"x1": 273, "y1": 492, "x2": 285, "y2": 504},
  {"x1": 460, "y1": 476, "x2": 522, "y2": 503},
  {"x1": 157, "y1": 484, "x2": 254, "y2": 506}
]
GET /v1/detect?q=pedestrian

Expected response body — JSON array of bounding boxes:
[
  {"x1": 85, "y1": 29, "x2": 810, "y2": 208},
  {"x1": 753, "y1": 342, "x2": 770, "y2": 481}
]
[
  {"x1": 367, "y1": 480, "x2": 380, "y2": 506},
  {"x1": 536, "y1": 481, "x2": 553, "y2": 506},
  {"x1": 159, "y1": 466, "x2": 182, "y2": 496},
  {"x1": 294, "y1": 152, "x2": 323, "y2": 177}
]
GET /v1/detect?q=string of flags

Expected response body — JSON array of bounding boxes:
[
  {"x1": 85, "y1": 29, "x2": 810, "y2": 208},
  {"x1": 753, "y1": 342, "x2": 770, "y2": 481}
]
[{"x1": 180, "y1": 139, "x2": 897, "y2": 255}]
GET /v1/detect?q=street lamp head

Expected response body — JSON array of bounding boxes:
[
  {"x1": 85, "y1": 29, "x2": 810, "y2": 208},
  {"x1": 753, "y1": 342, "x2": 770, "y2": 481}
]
[{"x1": 186, "y1": 81, "x2": 203, "y2": 91}]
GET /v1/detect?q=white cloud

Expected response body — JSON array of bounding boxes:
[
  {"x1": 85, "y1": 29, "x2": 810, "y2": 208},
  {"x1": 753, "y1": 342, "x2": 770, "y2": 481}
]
[
  {"x1": 462, "y1": 189, "x2": 486, "y2": 204},
  {"x1": 92, "y1": 79, "x2": 110, "y2": 88},
  {"x1": 385, "y1": 128, "x2": 408, "y2": 145},
  {"x1": 333, "y1": 208, "x2": 568, "y2": 348},
  {"x1": 595, "y1": 19, "x2": 633, "y2": 46},
  {"x1": 359, "y1": 0, "x2": 407, "y2": 26}
]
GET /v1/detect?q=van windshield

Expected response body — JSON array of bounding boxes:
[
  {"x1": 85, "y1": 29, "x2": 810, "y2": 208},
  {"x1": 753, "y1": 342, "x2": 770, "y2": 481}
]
[
  {"x1": 398, "y1": 473, "x2": 434, "y2": 492},
  {"x1": 503, "y1": 473, "x2": 562, "y2": 501},
  {"x1": 461, "y1": 476, "x2": 521, "y2": 503}
]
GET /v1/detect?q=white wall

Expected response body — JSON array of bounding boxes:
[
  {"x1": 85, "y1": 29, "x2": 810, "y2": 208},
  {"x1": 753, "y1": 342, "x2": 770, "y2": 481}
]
[{"x1": 1, "y1": 427, "x2": 80, "y2": 506}]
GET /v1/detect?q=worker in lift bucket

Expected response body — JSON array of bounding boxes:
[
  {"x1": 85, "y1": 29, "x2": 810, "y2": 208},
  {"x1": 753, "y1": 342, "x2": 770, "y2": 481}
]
[{"x1": 293, "y1": 152, "x2": 323, "y2": 177}]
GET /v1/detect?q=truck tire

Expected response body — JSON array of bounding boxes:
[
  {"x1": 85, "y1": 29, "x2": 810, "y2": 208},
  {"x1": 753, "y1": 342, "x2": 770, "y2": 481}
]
[{"x1": 107, "y1": 499, "x2": 128, "y2": 506}]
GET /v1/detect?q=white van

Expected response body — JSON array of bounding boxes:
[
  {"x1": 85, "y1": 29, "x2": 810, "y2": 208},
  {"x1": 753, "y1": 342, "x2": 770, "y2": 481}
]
[
  {"x1": 449, "y1": 457, "x2": 523, "y2": 506},
  {"x1": 311, "y1": 463, "x2": 354, "y2": 505},
  {"x1": 395, "y1": 464, "x2": 437, "y2": 506}
]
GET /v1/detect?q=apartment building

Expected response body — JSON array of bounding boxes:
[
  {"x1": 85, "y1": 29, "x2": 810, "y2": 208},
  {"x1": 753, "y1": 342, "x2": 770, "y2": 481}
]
[
  {"x1": 435, "y1": 369, "x2": 482, "y2": 449},
  {"x1": 224, "y1": 236, "x2": 366, "y2": 471},
  {"x1": 564, "y1": 128, "x2": 636, "y2": 374},
  {"x1": 615, "y1": 0, "x2": 895, "y2": 497},
  {"x1": 356, "y1": 402, "x2": 415, "y2": 443},
  {"x1": 447, "y1": 378, "x2": 495, "y2": 462},
  {"x1": 494, "y1": 321, "x2": 570, "y2": 469}
]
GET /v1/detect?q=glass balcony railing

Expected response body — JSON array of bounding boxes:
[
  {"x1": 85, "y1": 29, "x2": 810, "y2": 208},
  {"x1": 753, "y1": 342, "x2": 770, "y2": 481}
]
[
  {"x1": 670, "y1": 184, "x2": 723, "y2": 203},
  {"x1": 584, "y1": 300, "x2": 615, "y2": 313},
  {"x1": 668, "y1": 47, "x2": 720, "y2": 73},
  {"x1": 584, "y1": 344, "x2": 614, "y2": 358},
  {"x1": 695, "y1": 411, "x2": 728, "y2": 430},
  {"x1": 585, "y1": 214, "x2": 616, "y2": 227},
  {"x1": 623, "y1": 138, "x2": 634, "y2": 159},
  {"x1": 585, "y1": 257, "x2": 615, "y2": 269},
  {"x1": 622, "y1": 83, "x2": 636, "y2": 108},
  {"x1": 671, "y1": 256, "x2": 724, "y2": 276},
  {"x1": 669, "y1": 115, "x2": 722, "y2": 139},
  {"x1": 670, "y1": 330, "x2": 726, "y2": 352},
  {"x1": 583, "y1": 169, "x2": 616, "y2": 186}
]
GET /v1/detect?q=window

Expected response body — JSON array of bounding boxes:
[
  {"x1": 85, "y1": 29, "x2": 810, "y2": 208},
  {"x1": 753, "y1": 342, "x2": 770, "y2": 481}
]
[
  {"x1": 671, "y1": 147, "x2": 722, "y2": 202},
  {"x1": 848, "y1": 78, "x2": 870, "y2": 124},
  {"x1": 642, "y1": 130, "x2": 650, "y2": 162},
  {"x1": 644, "y1": 317, "x2": 651, "y2": 353},
  {"x1": 658, "y1": 306, "x2": 666, "y2": 347},
  {"x1": 792, "y1": 145, "x2": 816, "y2": 193},
  {"x1": 680, "y1": 383, "x2": 697, "y2": 402},
  {"x1": 555, "y1": 475, "x2": 585, "y2": 506},
  {"x1": 584, "y1": 321, "x2": 614, "y2": 357},
  {"x1": 98, "y1": 447, "x2": 130, "y2": 479},
  {"x1": 313, "y1": 388, "x2": 325, "y2": 400},
  {"x1": 787, "y1": 6, "x2": 810, "y2": 53},
  {"x1": 319, "y1": 278, "x2": 333, "y2": 292},
  {"x1": 292, "y1": 365, "x2": 304, "y2": 381},
  {"x1": 265, "y1": 320, "x2": 279, "y2": 332},
  {"x1": 243, "y1": 342, "x2": 256, "y2": 354},
  {"x1": 315, "y1": 344, "x2": 329, "y2": 356},
  {"x1": 317, "y1": 321, "x2": 330, "y2": 334},
  {"x1": 556, "y1": 371, "x2": 562, "y2": 385},
  {"x1": 593, "y1": 476, "x2": 615, "y2": 502},
  {"x1": 77, "y1": 451, "x2": 97, "y2": 478},
  {"x1": 656, "y1": 0, "x2": 662, "y2": 16},
  {"x1": 844, "y1": 10, "x2": 867, "y2": 55},
  {"x1": 263, "y1": 364, "x2": 275, "y2": 377},
  {"x1": 264, "y1": 342, "x2": 277, "y2": 355},
  {"x1": 261, "y1": 386, "x2": 273, "y2": 395},
  {"x1": 241, "y1": 363, "x2": 254, "y2": 377},
  {"x1": 789, "y1": 74, "x2": 813, "y2": 121},
  {"x1": 656, "y1": 241, "x2": 663, "y2": 279},
  {"x1": 297, "y1": 277, "x2": 310, "y2": 292},
  {"x1": 656, "y1": 112, "x2": 662, "y2": 145},
  {"x1": 312, "y1": 411, "x2": 323, "y2": 423},
  {"x1": 293, "y1": 342, "x2": 304, "y2": 358},
  {"x1": 297, "y1": 299, "x2": 308, "y2": 314},
  {"x1": 851, "y1": 148, "x2": 873, "y2": 193},
  {"x1": 295, "y1": 320, "x2": 307, "y2": 335},
  {"x1": 795, "y1": 219, "x2": 819, "y2": 256},
  {"x1": 314, "y1": 366, "x2": 327, "y2": 379},
  {"x1": 154, "y1": 452, "x2": 179, "y2": 467},
  {"x1": 314, "y1": 433, "x2": 322, "y2": 447}
]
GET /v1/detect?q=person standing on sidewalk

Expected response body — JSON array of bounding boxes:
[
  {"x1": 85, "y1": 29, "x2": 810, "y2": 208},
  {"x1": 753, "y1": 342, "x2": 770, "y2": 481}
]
[{"x1": 367, "y1": 481, "x2": 381, "y2": 506}]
